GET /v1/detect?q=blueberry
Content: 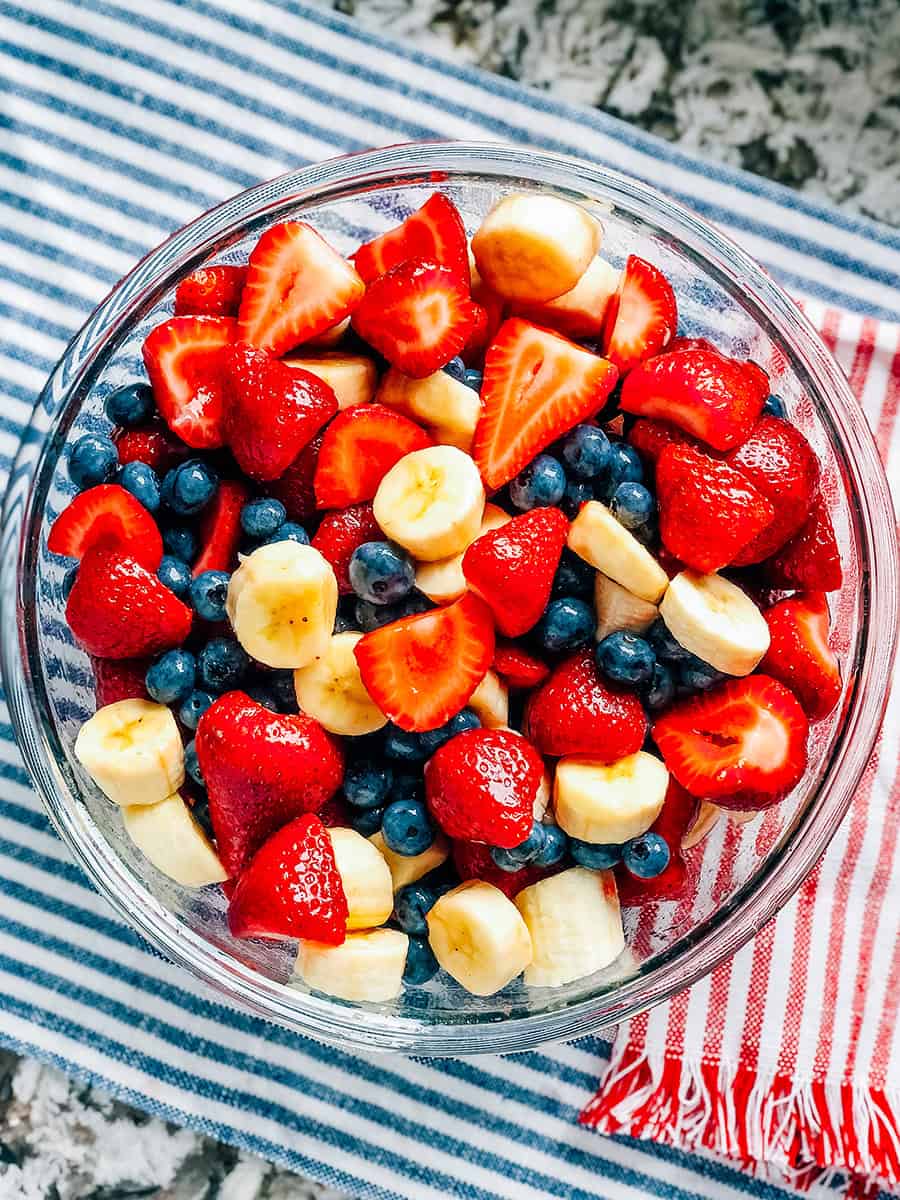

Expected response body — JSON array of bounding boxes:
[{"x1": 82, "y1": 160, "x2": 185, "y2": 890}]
[
  {"x1": 333, "y1": 609, "x2": 358, "y2": 634},
  {"x1": 178, "y1": 688, "x2": 216, "y2": 730},
  {"x1": 145, "y1": 649, "x2": 196, "y2": 704},
  {"x1": 535, "y1": 597, "x2": 595, "y2": 653},
  {"x1": 393, "y1": 883, "x2": 437, "y2": 935},
  {"x1": 442, "y1": 355, "x2": 467, "y2": 383},
  {"x1": 350, "y1": 806, "x2": 385, "y2": 836},
  {"x1": 113, "y1": 460, "x2": 161, "y2": 514},
  {"x1": 68, "y1": 434, "x2": 118, "y2": 489},
  {"x1": 189, "y1": 569, "x2": 230, "y2": 622},
  {"x1": 197, "y1": 637, "x2": 249, "y2": 692},
  {"x1": 763, "y1": 393, "x2": 786, "y2": 419},
  {"x1": 105, "y1": 382, "x2": 154, "y2": 428},
  {"x1": 610, "y1": 481, "x2": 655, "y2": 531},
  {"x1": 244, "y1": 683, "x2": 280, "y2": 710},
  {"x1": 403, "y1": 935, "x2": 440, "y2": 986},
  {"x1": 552, "y1": 548, "x2": 595, "y2": 599},
  {"x1": 161, "y1": 459, "x2": 218, "y2": 516},
  {"x1": 491, "y1": 822, "x2": 546, "y2": 871},
  {"x1": 560, "y1": 424, "x2": 611, "y2": 480},
  {"x1": 190, "y1": 797, "x2": 215, "y2": 841},
  {"x1": 62, "y1": 565, "x2": 78, "y2": 598},
  {"x1": 240, "y1": 497, "x2": 286, "y2": 541},
  {"x1": 596, "y1": 631, "x2": 657, "y2": 689},
  {"x1": 647, "y1": 618, "x2": 690, "y2": 663},
  {"x1": 533, "y1": 824, "x2": 568, "y2": 868},
  {"x1": 509, "y1": 454, "x2": 566, "y2": 511},
  {"x1": 622, "y1": 832, "x2": 671, "y2": 879},
  {"x1": 381, "y1": 798, "x2": 435, "y2": 856},
  {"x1": 561, "y1": 478, "x2": 593, "y2": 518},
  {"x1": 162, "y1": 525, "x2": 197, "y2": 564},
  {"x1": 607, "y1": 443, "x2": 643, "y2": 488},
  {"x1": 268, "y1": 671, "x2": 299, "y2": 711},
  {"x1": 344, "y1": 759, "x2": 393, "y2": 809},
  {"x1": 157, "y1": 555, "x2": 192, "y2": 599},
  {"x1": 384, "y1": 725, "x2": 430, "y2": 763},
  {"x1": 349, "y1": 541, "x2": 415, "y2": 606},
  {"x1": 643, "y1": 661, "x2": 675, "y2": 712},
  {"x1": 420, "y1": 708, "x2": 481, "y2": 756},
  {"x1": 264, "y1": 521, "x2": 309, "y2": 546},
  {"x1": 355, "y1": 591, "x2": 431, "y2": 632},
  {"x1": 570, "y1": 839, "x2": 622, "y2": 869},
  {"x1": 678, "y1": 654, "x2": 724, "y2": 693},
  {"x1": 390, "y1": 771, "x2": 424, "y2": 802},
  {"x1": 184, "y1": 739, "x2": 204, "y2": 787},
  {"x1": 463, "y1": 368, "x2": 483, "y2": 392}
]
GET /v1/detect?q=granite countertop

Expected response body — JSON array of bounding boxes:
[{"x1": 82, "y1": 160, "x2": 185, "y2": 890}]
[{"x1": 2, "y1": 2, "x2": 899, "y2": 1199}]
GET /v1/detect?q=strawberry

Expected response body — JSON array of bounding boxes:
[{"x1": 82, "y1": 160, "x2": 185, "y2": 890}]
[
  {"x1": 462, "y1": 507, "x2": 568, "y2": 637},
  {"x1": 267, "y1": 432, "x2": 323, "y2": 523},
  {"x1": 317, "y1": 793, "x2": 352, "y2": 828},
  {"x1": 465, "y1": 275, "x2": 506, "y2": 367},
  {"x1": 114, "y1": 421, "x2": 189, "y2": 473},
  {"x1": 222, "y1": 343, "x2": 337, "y2": 482},
  {"x1": 761, "y1": 592, "x2": 842, "y2": 720},
  {"x1": 766, "y1": 494, "x2": 843, "y2": 592},
  {"x1": 620, "y1": 346, "x2": 768, "y2": 452},
  {"x1": 237, "y1": 222, "x2": 365, "y2": 357},
  {"x1": 193, "y1": 479, "x2": 250, "y2": 576},
  {"x1": 174, "y1": 265, "x2": 248, "y2": 318},
  {"x1": 524, "y1": 649, "x2": 646, "y2": 760},
  {"x1": 652, "y1": 675, "x2": 809, "y2": 807},
  {"x1": 352, "y1": 192, "x2": 470, "y2": 286},
  {"x1": 227, "y1": 813, "x2": 348, "y2": 943},
  {"x1": 352, "y1": 259, "x2": 476, "y2": 378},
  {"x1": 311, "y1": 503, "x2": 382, "y2": 594},
  {"x1": 142, "y1": 316, "x2": 237, "y2": 449},
  {"x1": 726, "y1": 417, "x2": 820, "y2": 564},
  {"x1": 451, "y1": 839, "x2": 550, "y2": 899},
  {"x1": 425, "y1": 728, "x2": 542, "y2": 847},
  {"x1": 492, "y1": 641, "x2": 550, "y2": 690},
  {"x1": 196, "y1": 691, "x2": 344, "y2": 876},
  {"x1": 601, "y1": 255, "x2": 677, "y2": 373},
  {"x1": 91, "y1": 656, "x2": 149, "y2": 706},
  {"x1": 66, "y1": 547, "x2": 192, "y2": 659},
  {"x1": 472, "y1": 319, "x2": 619, "y2": 492},
  {"x1": 48, "y1": 484, "x2": 163, "y2": 571},
  {"x1": 627, "y1": 417, "x2": 697, "y2": 467},
  {"x1": 313, "y1": 404, "x2": 434, "y2": 509},
  {"x1": 615, "y1": 777, "x2": 697, "y2": 907},
  {"x1": 656, "y1": 444, "x2": 775, "y2": 574},
  {"x1": 354, "y1": 592, "x2": 495, "y2": 733},
  {"x1": 664, "y1": 335, "x2": 718, "y2": 356}
]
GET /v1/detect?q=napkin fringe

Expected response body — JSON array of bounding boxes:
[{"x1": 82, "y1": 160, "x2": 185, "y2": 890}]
[{"x1": 581, "y1": 1040, "x2": 900, "y2": 1198}]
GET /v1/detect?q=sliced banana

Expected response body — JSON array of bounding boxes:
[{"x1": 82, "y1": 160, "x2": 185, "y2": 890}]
[
  {"x1": 510, "y1": 256, "x2": 620, "y2": 338},
  {"x1": 305, "y1": 316, "x2": 350, "y2": 349},
  {"x1": 415, "y1": 503, "x2": 510, "y2": 603},
  {"x1": 568, "y1": 501, "x2": 669, "y2": 604},
  {"x1": 373, "y1": 445, "x2": 485, "y2": 562},
  {"x1": 226, "y1": 541, "x2": 338, "y2": 670},
  {"x1": 594, "y1": 572, "x2": 659, "y2": 642},
  {"x1": 515, "y1": 867, "x2": 625, "y2": 988},
  {"x1": 369, "y1": 829, "x2": 450, "y2": 892},
  {"x1": 659, "y1": 570, "x2": 770, "y2": 676},
  {"x1": 377, "y1": 367, "x2": 482, "y2": 452},
  {"x1": 471, "y1": 194, "x2": 601, "y2": 302},
  {"x1": 295, "y1": 928, "x2": 409, "y2": 1003},
  {"x1": 122, "y1": 794, "x2": 227, "y2": 887},
  {"x1": 467, "y1": 669, "x2": 509, "y2": 729},
  {"x1": 427, "y1": 880, "x2": 533, "y2": 996},
  {"x1": 74, "y1": 699, "x2": 184, "y2": 808},
  {"x1": 554, "y1": 752, "x2": 669, "y2": 844},
  {"x1": 293, "y1": 631, "x2": 387, "y2": 736},
  {"x1": 327, "y1": 827, "x2": 394, "y2": 931},
  {"x1": 681, "y1": 800, "x2": 722, "y2": 850},
  {"x1": 283, "y1": 352, "x2": 378, "y2": 410}
]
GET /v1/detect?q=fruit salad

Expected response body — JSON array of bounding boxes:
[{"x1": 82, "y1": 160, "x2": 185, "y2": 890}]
[{"x1": 52, "y1": 188, "x2": 844, "y2": 1004}]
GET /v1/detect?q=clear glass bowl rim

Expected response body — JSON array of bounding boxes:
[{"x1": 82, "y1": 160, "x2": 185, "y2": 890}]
[{"x1": 2, "y1": 141, "x2": 897, "y2": 1055}]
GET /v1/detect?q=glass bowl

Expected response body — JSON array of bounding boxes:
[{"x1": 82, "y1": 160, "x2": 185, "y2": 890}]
[{"x1": 2, "y1": 142, "x2": 897, "y2": 1055}]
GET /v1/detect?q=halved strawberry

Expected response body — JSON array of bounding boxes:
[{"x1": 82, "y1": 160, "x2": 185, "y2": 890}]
[
  {"x1": 113, "y1": 421, "x2": 189, "y2": 472},
  {"x1": 472, "y1": 318, "x2": 619, "y2": 491},
  {"x1": 238, "y1": 222, "x2": 365, "y2": 357},
  {"x1": 664, "y1": 335, "x2": 718, "y2": 356},
  {"x1": 462, "y1": 507, "x2": 569, "y2": 637},
  {"x1": 492, "y1": 641, "x2": 550, "y2": 690},
  {"x1": 652, "y1": 675, "x2": 809, "y2": 807},
  {"x1": 465, "y1": 272, "x2": 506, "y2": 367},
  {"x1": 314, "y1": 404, "x2": 434, "y2": 509},
  {"x1": 48, "y1": 484, "x2": 163, "y2": 570},
  {"x1": 601, "y1": 255, "x2": 677, "y2": 373},
  {"x1": 267, "y1": 432, "x2": 323, "y2": 522},
  {"x1": 311, "y1": 503, "x2": 382, "y2": 594},
  {"x1": 627, "y1": 417, "x2": 697, "y2": 467},
  {"x1": 353, "y1": 592, "x2": 495, "y2": 732},
  {"x1": 91, "y1": 656, "x2": 150, "y2": 706},
  {"x1": 174, "y1": 265, "x2": 248, "y2": 317},
  {"x1": 193, "y1": 479, "x2": 250, "y2": 576},
  {"x1": 620, "y1": 346, "x2": 769, "y2": 452},
  {"x1": 761, "y1": 592, "x2": 842, "y2": 720},
  {"x1": 766, "y1": 494, "x2": 843, "y2": 592},
  {"x1": 352, "y1": 259, "x2": 476, "y2": 378},
  {"x1": 352, "y1": 192, "x2": 470, "y2": 286},
  {"x1": 615, "y1": 777, "x2": 697, "y2": 906},
  {"x1": 142, "y1": 316, "x2": 237, "y2": 449}
]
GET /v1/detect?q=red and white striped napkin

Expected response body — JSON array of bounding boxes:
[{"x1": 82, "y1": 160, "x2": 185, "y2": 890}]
[{"x1": 584, "y1": 303, "x2": 900, "y2": 1198}]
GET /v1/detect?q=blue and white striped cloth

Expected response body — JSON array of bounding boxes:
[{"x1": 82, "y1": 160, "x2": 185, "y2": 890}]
[{"x1": 3, "y1": 4, "x2": 900, "y2": 1199}]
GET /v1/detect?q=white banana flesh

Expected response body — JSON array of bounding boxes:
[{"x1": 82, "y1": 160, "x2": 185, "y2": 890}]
[
  {"x1": 681, "y1": 800, "x2": 722, "y2": 850},
  {"x1": 377, "y1": 367, "x2": 482, "y2": 452},
  {"x1": 415, "y1": 503, "x2": 509, "y2": 603},
  {"x1": 659, "y1": 570, "x2": 770, "y2": 676},
  {"x1": 122, "y1": 793, "x2": 227, "y2": 887},
  {"x1": 369, "y1": 830, "x2": 450, "y2": 892},
  {"x1": 283, "y1": 352, "x2": 378, "y2": 410},
  {"x1": 594, "y1": 572, "x2": 659, "y2": 641},
  {"x1": 293, "y1": 631, "x2": 387, "y2": 736},
  {"x1": 467, "y1": 669, "x2": 509, "y2": 729},
  {"x1": 295, "y1": 928, "x2": 409, "y2": 1003},
  {"x1": 305, "y1": 316, "x2": 350, "y2": 349},
  {"x1": 568, "y1": 502, "x2": 669, "y2": 604},
  {"x1": 427, "y1": 880, "x2": 533, "y2": 996},
  {"x1": 554, "y1": 751, "x2": 669, "y2": 844},
  {"x1": 373, "y1": 445, "x2": 485, "y2": 562},
  {"x1": 74, "y1": 699, "x2": 184, "y2": 808},
  {"x1": 510, "y1": 256, "x2": 620, "y2": 337},
  {"x1": 327, "y1": 827, "x2": 394, "y2": 931}
]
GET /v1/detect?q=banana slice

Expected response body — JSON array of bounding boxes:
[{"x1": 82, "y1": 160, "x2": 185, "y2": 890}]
[
  {"x1": 295, "y1": 928, "x2": 408, "y2": 1003},
  {"x1": 416, "y1": 503, "x2": 509, "y2": 603},
  {"x1": 377, "y1": 367, "x2": 482, "y2": 452},
  {"x1": 659, "y1": 570, "x2": 770, "y2": 676},
  {"x1": 681, "y1": 800, "x2": 722, "y2": 850},
  {"x1": 471, "y1": 194, "x2": 601, "y2": 302},
  {"x1": 568, "y1": 501, "x2": 669, "y2": 604},
  {"x1": 373, "y1": 445, "x2": 485, "y2": 562},
  {"x1": 122, "y1": 794, "x2": 227, "y2": 887},
  {"x1": 293, "y1": 631, "x2": 387, "y2": 736},
  {"x1": 594, "y1": 572, "x2": 659, "y2": 642},
  {"x1": 554, "y1": 751, "x2": 669, "y2": 844},
  {"x1": 327, "y1": 827, "x2": 394, "y2": 930},
  {"x1": 515, "y1": 867, "x2": 625, "y2": 988},
  {"x1": 369, "y1": 829, "x2": 450, "y2": 891},
  {"x1": 226, "y1": 541, "x2": 338, "y2": 670},
  {"x1": 534, "y1": 766, "x2": 553, "y2": 822},
  {"x1": 510, "y1": 256, "x2": 620, "y2": 339},
  {"x1": 427, "y1": 880, "x2": 532, "y2": 996},
  {"x1": 74, "y1": 699, "x2": 184, "y2": 808},
  {"x1": 305, "y1": 316, "x2": 350, "y2": 349},
  {"x1": 283, "y1": 352, "x2": 378, "y2": 410},
  {"x1": 467, "y1": 669, "x2": 509, "y2": 729}
]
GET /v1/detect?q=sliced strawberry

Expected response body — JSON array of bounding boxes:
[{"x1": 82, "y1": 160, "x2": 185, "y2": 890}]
[
  {"x1": 268, "y1": 432, "x2": 323, "y2": 522},
  {"x1": 91, "y1": 656, "x2": 150, "y2": 706},
  {"x1": 193, "y1": 479, "x2": 250, "y2": 576},
  {"x1": 174, "y1": 265, "x2": 248, "y2": 318},
  {"x1": 472, "y1": 318, "x2": 619, "y2": 492},
  {"x1": 761, "y1": 592, "x2": 842, "y2": 720},
  {"x1": 462, "y1": 507, "x2": 568, "y2": 637},
  {"x1": 48, "y1": 484, "x2": 163, "y2": 571},
  {"x1": 656, "y1": 444, "x2": 775, "y2": 574},
  {"x1": 616, "y1": 777, "x2": 697, "y2": 907},
  {"x1": 352, "y1": 259, "x2": 476, "y2": 378},
  {"x1": 627, "y1": 417, "x2": 697, "y2": 467},
  {"x1": 314, "y1": 404, "x2": 434, "y2": 509},
  {"x1": 352, "y1": 192, "x2": 470, "y2": 286},
  {"x1": 142, "y1": 316, "x2": 237, "y2": 449},
  {"x1": 465, "y1": 273, "x2": 507, "y2": 367},
  {"x1": 652, "y1": 675, "x2": 809, "y2": 806},
  {"x1": 620, "y1": 346, "x2": 769, "y2": 452},
  {"x1": 238, "y1": 222, "x2": 365, "y2": 357},
  {"x1": 114, "y1": 421, "x2": 189, "y2": 472},
  {"x1": 311, "y1": 503, "x2": 382, "y2": 594},
  {"x1": 601, "y1": 255, "x2": 677, "y2": 373},
  {"x1": 766, "y1": 494, "x2": 843, "y2": 592},
  {"x1": 353, "y1": 592, "x2": 495, "y2": 732},
  {"x1": 492, "y1": 641, "x2": 550, "y2": 690},
  {"x1": 664, "y1": 335, "x2": 719, "y2": 356},
  {"x1": 452, "y1": 839, "x2": 551, "y2": 900}
]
